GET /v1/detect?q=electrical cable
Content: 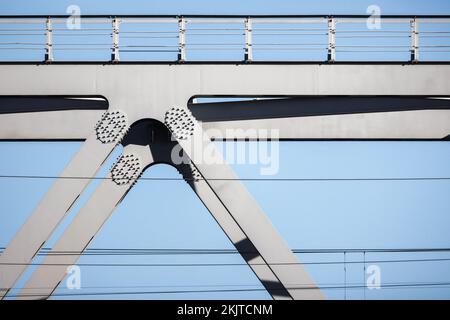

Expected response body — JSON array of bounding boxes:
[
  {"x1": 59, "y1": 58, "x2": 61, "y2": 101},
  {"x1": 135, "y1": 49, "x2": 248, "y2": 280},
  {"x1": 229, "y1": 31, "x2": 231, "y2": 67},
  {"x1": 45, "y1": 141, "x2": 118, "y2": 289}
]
[
  {"x1": 6, "y1": 281, "x2": 450, "y2": 298},
  {"x1": 1, "y1": 174, "x2": 449, "y2": 182}
]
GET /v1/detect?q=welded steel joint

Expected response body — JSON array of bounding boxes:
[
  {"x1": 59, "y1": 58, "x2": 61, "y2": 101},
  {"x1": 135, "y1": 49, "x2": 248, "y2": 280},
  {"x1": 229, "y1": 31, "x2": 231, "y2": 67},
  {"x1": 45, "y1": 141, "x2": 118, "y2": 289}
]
[
  {"x1": 164, "y1": 107, "x2": 196, "y2": 140},
  {"x1": 95, "y1": 110, "x2": 128, "y2": 144},
  {"x1": 111, "y1": 153, "x2": 141, "y2": 186}
]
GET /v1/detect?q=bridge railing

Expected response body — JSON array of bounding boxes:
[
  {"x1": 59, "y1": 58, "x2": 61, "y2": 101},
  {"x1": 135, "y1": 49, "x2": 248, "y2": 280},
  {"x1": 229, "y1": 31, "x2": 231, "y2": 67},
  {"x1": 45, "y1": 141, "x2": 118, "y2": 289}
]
[{"x1": 0, "y1": 15, "x2": 449, "y2": 62}]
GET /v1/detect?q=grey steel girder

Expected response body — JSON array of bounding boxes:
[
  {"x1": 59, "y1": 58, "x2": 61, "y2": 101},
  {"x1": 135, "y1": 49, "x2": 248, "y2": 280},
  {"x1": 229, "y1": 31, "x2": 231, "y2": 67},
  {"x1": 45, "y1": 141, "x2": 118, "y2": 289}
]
[
  {"x1": 1, "y1": 63, "x2": 450, "y2": 300},
  {"x1": 0, "y1": 64, "x2": 450, "y2": 141},
  {"x1": 0, "y1": 110, "x2": 103, "y2": 140},
  {"x1": 1, "y1": 65, "x2": 450, "y2": 128},
  {"x1": 2, "y1": 98, "x2": 450, "y2": 140}
]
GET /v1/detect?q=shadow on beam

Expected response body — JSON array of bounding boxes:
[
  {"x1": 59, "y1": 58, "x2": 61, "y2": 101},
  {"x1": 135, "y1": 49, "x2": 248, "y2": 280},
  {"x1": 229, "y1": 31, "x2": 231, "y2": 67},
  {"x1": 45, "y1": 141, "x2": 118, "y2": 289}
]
[
  {"x1": 189, "y1": 96, "x2": 450, "y2": 122},
  {"x1": 0, "y1": 96, "x2": 108, "y2": 114}
]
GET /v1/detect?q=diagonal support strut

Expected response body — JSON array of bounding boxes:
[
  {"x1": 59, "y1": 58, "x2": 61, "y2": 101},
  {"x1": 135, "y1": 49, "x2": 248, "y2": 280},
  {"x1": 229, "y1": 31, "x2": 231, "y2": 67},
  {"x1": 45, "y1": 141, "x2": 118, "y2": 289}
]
[{"x1": 0, "y1": 110, "x2": 128, "y2": 299}]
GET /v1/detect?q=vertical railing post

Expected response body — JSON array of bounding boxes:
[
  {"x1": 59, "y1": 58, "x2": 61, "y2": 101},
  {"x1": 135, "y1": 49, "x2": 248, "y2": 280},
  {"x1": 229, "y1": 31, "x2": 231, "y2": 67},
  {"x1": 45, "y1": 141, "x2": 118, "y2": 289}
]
[
  {"x1": 327, "y1": 17, "x2": 336, "y2": 62},
  {"x1": 178, "y1": 17, "x2": 186, "y2": 62},
  {"x1": 45, "y1": 17, "x2": 53, "y2": 62},
  {"x1": 244, "y1": 17, "x2": 253, "y2": 62},
  {"x1": 112, "y1": 17, "x2": 120, "y2": 62},
  {"x1": 410, "y1": 18, "x2": 419, "y2": 62}
]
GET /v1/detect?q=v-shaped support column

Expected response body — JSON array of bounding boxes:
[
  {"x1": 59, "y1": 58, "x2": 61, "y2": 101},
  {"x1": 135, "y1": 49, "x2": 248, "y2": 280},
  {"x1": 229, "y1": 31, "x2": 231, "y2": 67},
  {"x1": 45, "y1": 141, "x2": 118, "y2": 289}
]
[{"x1": 17, "y1": 116, "x2": 323, "y2": 300}]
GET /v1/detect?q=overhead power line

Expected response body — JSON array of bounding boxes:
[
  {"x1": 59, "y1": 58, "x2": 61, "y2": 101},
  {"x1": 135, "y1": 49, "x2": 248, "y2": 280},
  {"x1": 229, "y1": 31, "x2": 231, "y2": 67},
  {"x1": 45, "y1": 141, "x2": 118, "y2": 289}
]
[
  {"x1": 5, "y1": 280, "x2": 450, "y2": 291},
  {"x1": 2, "y1": 247, "x2": 450, "y2": 255},
  {"x1": 0, "y1": 174, "x2": 450, "y2": 182},
  {"x1": 5, "y1": 282, "x2": 450, "y2": 298},
  {"x1": 2, "y1": 257, "x2": 450, "y2": 267}
]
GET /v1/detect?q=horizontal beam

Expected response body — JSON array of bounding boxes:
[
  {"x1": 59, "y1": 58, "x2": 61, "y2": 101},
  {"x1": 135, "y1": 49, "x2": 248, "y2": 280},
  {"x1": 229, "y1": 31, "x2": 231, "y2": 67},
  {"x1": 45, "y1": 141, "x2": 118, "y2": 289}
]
[
  {"x1": 0, "y1": 110, "x2": 103, "y2": 140},
  {"x1": 192, "y1": 97, "x2": 450, "y2": 140},
  {"x1": 190, "y1": 97, "x2": 450, "y2": 122},
  {"x1": 202, "y1": 110, "x2": 450, "y2": 140},
  {"x1": 2, "y1": 110, "x2": 448, "y2": 141},
  {"x1": 2, "y1": 62, "x2": 450, "y2": 66},
  {"x1": 0, "y1": 97, "x2": 107, "y2": 114},
  {"x1": 0, "y1": 64, "x2": 449, "y2": 128},
  {"x1": 0, "y1": 14, "x2": 449, "y2": 19}
]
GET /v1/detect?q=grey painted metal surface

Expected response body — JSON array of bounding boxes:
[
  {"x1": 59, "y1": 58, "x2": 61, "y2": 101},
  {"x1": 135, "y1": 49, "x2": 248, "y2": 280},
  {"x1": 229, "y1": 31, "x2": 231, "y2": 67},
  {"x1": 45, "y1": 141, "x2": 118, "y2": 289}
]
[
  {"x1": 3, "y1": 97, "x2": 450, "y2": 141},
  {"x1": 1, "y1": 64, "x2": 450, "y2": 142},
  {"x1": 0, "y1": 110, "x2": 103, "y2": 140},
  {"x1": 18, "y1": 144, "x2": 149, "y2": 300},
  {"x1": 0, "y1": 62, "x2": 449, "y2": 300},
  {"x1": 1, "y1": 64, "x2": 450, "y2": 121},
  {"x1": 0, "y1": 135, "x2": 116, "y2": 299}
]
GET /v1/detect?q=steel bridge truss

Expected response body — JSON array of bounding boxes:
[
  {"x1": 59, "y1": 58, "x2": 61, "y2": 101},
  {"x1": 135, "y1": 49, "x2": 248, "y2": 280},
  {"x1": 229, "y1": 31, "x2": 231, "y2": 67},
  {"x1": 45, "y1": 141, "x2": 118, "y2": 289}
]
[{"x1": 0, "y1": 15, "x2": 449, "y2": 300}]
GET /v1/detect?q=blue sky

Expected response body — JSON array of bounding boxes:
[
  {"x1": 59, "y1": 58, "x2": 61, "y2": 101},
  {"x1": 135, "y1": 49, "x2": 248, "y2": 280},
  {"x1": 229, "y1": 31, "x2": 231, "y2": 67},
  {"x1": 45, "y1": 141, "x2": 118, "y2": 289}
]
[
  {"x1": 1, "y1": 0, "x2": 450, "y2": 62},
  {"x1": 1, "y1": 0, "x2": 450, "y2": 300},
  {"x1": 1, "y1": 0, "x2": 450, "y2": 15}
]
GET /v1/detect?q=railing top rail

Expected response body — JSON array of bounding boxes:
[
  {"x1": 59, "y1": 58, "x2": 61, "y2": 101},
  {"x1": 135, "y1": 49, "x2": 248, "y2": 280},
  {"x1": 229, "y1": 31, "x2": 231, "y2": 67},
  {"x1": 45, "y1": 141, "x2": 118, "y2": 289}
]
[{"x1": 0, "y1": 14, "x2": 450, "y2": 19}]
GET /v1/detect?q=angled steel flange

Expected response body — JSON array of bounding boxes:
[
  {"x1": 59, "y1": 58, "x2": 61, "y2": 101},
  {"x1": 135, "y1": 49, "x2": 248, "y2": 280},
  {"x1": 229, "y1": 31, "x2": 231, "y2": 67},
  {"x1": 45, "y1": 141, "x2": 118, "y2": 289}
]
[
  {"x1": 16, "y1": 120, "x2": 160, "y2": 299},
  {"x1": 173, "y1": 160, "x2": 302, "y2": 299},
  {"x1": 164, "y1": 107, "x2": 324, "y2": 300},
  {"x1": 16, "y1": 146, "x2": 146, "y2": 300},
  {"x1": 16, "y1": 135, "x2": 152, "y2": 300},
  {"x1": 0, "y1": 110, "x2": 128, "y2": 299}
]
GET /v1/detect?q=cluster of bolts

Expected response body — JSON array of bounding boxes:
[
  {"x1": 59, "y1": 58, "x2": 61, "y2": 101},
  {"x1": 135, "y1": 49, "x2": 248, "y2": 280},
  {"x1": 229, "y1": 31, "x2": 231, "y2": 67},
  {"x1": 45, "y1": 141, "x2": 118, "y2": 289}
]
[
  {"x1": 164, "y1": 107, "x2": 196, "y2": 140},
  {"x1": 111, "y1": 154, "x2": 142, "y2": 186},
  {"x1": 95, "y1": 110, "x2": 128, "y2": 144}
]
